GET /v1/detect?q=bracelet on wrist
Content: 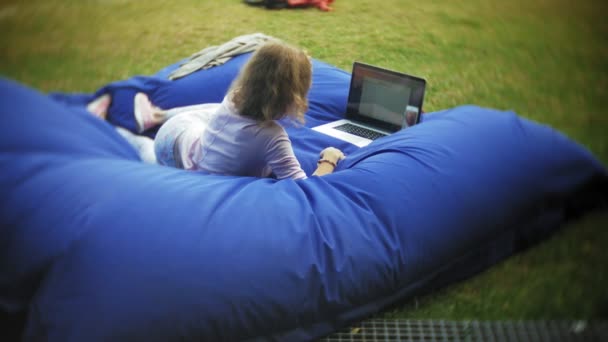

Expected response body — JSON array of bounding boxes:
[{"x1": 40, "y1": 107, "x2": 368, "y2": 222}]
[{"x1": 317, "y1": 159, "x2": 337, "y2": 168}]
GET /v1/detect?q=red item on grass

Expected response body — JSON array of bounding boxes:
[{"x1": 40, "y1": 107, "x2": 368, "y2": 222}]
[{"x1": 287, "y1": 0, "x2": 334, "y2": 11}]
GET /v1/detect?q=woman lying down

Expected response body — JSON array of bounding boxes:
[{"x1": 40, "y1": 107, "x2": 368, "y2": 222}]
[{"x1": 86, "y1": 41, "x2": 345, "y2": 180}]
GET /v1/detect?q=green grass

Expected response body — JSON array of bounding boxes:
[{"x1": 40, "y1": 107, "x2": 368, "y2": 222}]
[{"x1": 1, "y1": 0, "x2": 607, "y2": 321}]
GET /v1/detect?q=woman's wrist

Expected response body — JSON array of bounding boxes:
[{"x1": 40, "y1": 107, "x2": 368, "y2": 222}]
[
  {"x1": 322, "y1": 152, "x2": 341, "y2": 163},
  {"x1": 317, "y1": 158, "x2": 337, "y2": 168},
  {"x1": 314, "y1": 147, "x2": 344, "y2": 176},
  {"x1": 317, "y1": 147, "x2": 344, "y2": 172}
]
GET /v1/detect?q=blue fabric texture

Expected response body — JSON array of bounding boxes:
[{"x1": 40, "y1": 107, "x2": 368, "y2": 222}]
[{"x1": 1, "y1": 55, "x2": 606, "y2": 341}]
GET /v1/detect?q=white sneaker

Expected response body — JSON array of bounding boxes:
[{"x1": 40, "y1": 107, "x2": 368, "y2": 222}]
[
  {"x1": 86, "y1": 94, "x2": 111, "y2": 119},
  {"x1": 134, "y1": 93, "x2": 158, "y2": 133}
]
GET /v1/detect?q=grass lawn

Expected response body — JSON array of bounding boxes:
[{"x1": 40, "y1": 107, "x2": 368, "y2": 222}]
[{"x1": 1, "y1": 0, "x2": 607, "y2": 322}]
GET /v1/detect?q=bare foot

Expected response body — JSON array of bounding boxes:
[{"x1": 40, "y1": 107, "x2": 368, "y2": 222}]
[{"x1": 86, "y1": 94, "x2": 111, "y2": 120}]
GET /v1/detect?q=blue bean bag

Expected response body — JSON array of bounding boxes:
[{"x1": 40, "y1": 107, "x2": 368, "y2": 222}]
[
  {"x1": 49, "y1": 53, "x2": 349, "y2": 137},
  {"x1": 1, "y1": 53, "x2": 606, "y2": 341}
]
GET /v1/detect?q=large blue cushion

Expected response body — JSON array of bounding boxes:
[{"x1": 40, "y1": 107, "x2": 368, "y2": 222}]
[
  {"x1": 49, "y1": 53, "x2": 350, "y2": 136},
  {"x1": 1, "y1": 55, "x2": 606, "y2": 341}
]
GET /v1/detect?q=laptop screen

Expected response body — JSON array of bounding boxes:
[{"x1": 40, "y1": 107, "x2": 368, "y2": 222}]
[{"x1": 346, "y1": 62, "x2": 426, "y2": 132}]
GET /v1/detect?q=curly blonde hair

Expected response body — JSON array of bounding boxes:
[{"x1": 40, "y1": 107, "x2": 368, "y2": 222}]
[{"x1": 229, "y1": 41, "x2": 312, "y2": 123}]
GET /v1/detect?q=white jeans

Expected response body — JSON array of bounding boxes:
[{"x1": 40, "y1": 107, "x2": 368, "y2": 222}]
[{"x1": 116, "y1": 103, "x2": 218, "y2": 167}]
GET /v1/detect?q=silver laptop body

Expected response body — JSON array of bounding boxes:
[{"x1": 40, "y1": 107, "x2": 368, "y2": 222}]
[{"x1": 313, "y1": 62, "x2": 426, "y2": 147}]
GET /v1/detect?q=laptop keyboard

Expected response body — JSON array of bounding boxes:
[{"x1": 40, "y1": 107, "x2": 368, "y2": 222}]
[{"x1": 334, "y1": 123, "x2": 388, "y2": 140}]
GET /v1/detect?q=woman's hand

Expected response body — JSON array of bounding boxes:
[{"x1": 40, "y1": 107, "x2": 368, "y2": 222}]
[
  {"x1": 319, "y1": 147, "x2": 345, "y2": 164},
  {"x1": 312, "y1": 147, "x2": 345, "y2": 176}
]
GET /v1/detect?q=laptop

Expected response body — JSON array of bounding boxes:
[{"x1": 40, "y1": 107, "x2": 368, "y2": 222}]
[{"x1": 313, "y1": 62, "x2": 426, "y2": 147}]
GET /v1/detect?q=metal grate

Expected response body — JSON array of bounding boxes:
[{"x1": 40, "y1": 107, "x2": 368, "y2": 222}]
[{"x1": 321, "y1": 319, "x2": 608, "y2": 341}]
